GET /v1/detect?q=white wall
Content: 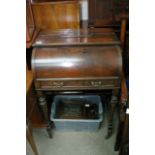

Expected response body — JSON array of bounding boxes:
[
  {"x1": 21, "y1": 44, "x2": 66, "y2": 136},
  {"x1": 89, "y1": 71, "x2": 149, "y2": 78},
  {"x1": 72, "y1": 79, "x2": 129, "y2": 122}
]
[{"x1": 79, "y1": 0, "x2": 88, "y2": 20}]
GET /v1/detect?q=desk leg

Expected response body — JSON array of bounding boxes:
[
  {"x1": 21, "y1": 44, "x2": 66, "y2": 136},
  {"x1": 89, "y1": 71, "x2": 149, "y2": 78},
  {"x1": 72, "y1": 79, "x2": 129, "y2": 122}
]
[
  {"x1": 37, "y1": 91, "x2": 52, "y2": 138},
  {"x1": 26, "y1": 124, "x2": 39, "y2": 155},
  {"x1": 106, "y1": 89, "x2": 119, "y2": 139}
]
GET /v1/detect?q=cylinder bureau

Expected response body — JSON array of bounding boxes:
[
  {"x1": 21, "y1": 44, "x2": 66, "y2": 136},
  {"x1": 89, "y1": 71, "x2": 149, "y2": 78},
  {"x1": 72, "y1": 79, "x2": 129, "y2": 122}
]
[{"x1": 31, "y1": 28, "x2": 123, "y2": 138}]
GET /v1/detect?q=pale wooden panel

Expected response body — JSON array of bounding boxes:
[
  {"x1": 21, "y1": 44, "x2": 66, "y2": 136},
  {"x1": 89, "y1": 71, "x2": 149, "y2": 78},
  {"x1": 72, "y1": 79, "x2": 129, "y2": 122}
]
[{"x1": 32, "y1": 1, "x2": 80, "y2": 30}]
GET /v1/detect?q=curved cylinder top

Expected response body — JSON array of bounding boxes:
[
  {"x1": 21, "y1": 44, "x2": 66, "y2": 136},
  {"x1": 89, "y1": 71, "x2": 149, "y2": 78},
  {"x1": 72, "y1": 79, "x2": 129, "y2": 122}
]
[{"x1": 32, "y1": 45, "x2": 122, "y2": 79}]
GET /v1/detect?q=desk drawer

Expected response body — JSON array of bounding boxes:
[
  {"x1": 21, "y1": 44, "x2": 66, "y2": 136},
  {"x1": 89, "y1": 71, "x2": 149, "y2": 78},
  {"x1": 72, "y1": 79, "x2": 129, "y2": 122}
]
[{"x1": 35, "y1": 78, "x2": 120, "y2": 90}]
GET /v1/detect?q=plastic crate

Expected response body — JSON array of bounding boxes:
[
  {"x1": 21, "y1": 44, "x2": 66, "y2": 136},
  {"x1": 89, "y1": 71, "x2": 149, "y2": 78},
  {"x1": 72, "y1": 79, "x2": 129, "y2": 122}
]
[{"x1": 50, "y1": 95, "x2": 103, "y2": 132}]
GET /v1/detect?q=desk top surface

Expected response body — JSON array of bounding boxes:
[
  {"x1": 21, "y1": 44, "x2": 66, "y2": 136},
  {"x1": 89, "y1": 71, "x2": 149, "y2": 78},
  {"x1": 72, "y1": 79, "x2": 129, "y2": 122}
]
[{"x1": 33, "y1": 28, "x2": 120, "y2": 47}]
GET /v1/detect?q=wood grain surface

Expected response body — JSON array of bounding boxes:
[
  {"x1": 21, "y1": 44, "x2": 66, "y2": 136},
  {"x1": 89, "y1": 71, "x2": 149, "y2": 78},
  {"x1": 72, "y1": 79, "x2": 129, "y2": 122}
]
[{"x1": 32, "y1": 1, "x2": 80, "y2": 30}]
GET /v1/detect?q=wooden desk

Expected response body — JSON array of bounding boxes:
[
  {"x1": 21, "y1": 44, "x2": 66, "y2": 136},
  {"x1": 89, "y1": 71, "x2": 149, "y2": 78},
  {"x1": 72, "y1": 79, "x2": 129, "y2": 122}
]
[{"x1": 31, "y1": 28, "x2": 126, "y2": 138}]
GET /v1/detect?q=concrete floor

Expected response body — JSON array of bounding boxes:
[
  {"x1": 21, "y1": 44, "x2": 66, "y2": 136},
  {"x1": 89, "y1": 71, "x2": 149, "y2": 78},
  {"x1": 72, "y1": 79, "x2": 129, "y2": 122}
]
[{"x1": 27, "y1": 113, "x2": 119, "y2": 155}]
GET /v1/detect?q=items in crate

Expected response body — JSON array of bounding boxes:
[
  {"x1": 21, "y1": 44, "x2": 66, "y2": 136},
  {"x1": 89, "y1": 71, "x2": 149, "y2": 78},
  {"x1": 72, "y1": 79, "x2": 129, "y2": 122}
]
[{"x1": 56, "y1": 99, "x2": 99, "y2": 119}]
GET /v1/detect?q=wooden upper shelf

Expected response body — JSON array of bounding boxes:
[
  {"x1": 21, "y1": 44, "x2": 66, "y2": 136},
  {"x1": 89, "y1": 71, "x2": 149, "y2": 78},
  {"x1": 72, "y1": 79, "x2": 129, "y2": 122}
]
[
  {"x1": 32, "y1": 0, "x2": 77, "y2": 3},
  {"x1": 31, "y1": 1, "x2": 80, "y2": 30},
  {"x1": 33, "y1": 28, "x2": 120, "y2": 47}
]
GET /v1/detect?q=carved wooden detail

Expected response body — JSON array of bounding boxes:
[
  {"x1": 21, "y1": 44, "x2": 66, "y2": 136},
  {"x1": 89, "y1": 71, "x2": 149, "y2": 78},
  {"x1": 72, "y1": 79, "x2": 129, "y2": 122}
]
[
  {"x1": 106, "y1": 89, "x2": 119, "y2": 139},
  {"x1": 35, "y1": 78, "x2": 120, "y2": 90}
]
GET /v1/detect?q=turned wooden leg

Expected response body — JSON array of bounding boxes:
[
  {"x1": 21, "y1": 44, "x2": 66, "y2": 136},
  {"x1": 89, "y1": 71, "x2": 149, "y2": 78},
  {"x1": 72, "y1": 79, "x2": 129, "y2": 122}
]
[
  {"x1": 106, "y1": 89, "x2": 119, "y2": 139},
  {"x1": 46, "y1": 122, "x2": 52, "y2": 138},
  {"x1": 37, "y1": 91, "x2": 52, "y2": 138},
  {"x1": 26, "y1": 123, "x2": 39, "y2": 155}
]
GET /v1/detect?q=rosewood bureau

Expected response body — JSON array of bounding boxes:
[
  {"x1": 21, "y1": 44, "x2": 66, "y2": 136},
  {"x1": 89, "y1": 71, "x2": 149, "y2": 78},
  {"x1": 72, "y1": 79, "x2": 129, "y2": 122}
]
[{"x1": 31, "y1": 28, "x2": 124, "y2": 138}]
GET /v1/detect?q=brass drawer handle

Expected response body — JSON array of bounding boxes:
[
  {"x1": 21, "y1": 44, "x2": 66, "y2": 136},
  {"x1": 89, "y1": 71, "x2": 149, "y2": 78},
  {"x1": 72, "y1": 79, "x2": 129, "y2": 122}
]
[
  {"x1": 51, "y1": 81, "x2": 64, "y2": 87},
  {"x1": 91, "y1": 81, "x2": 102, "y2": 87}
]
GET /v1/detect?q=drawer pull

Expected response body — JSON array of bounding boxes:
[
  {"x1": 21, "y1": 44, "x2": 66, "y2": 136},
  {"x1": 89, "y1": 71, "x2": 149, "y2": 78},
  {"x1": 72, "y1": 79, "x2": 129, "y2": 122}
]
[
  {"x1": 91, "y1": 81, "x2": 102, "y2": 87},
  {"x1": 51, "y1": 82, "x2": 64, "y2": 87}
]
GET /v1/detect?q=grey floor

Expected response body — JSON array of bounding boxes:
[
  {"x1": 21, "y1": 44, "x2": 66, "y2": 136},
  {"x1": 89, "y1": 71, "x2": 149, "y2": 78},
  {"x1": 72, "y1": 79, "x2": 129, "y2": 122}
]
[{"x1": 27, "y1": 113, "x2": 119, "y2": 155}]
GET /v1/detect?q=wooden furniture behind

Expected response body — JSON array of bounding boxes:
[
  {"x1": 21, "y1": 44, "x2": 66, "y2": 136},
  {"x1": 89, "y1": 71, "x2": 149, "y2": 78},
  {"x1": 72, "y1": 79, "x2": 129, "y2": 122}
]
[
  {"x1": 26, "y1": 66, "x2": 39, "y2": 155},
  {"x1": 26, "y1": 0, "x2": 35, "y2": 42},
  {"x1": 119, "y1": 112, "x2": 129, "y2": 155},
  {"x1": 26, "y1": 0, "x2": 36, "y2": 48},
  {"x1": 88, "y1": 0, "x2": 129, "y2": 28},
  {"x1": 31, "y1": 28, "x2": 125, "y2": 138},
  {"x1": 115, "y1": 76, "x2": 128, "y2": 154},
  {"x1": 88, "y1": 0, "x2": 129, "y2": 56},
  {"x1": 31, "y1": 1, "x2": 80, "y2": 30}
]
